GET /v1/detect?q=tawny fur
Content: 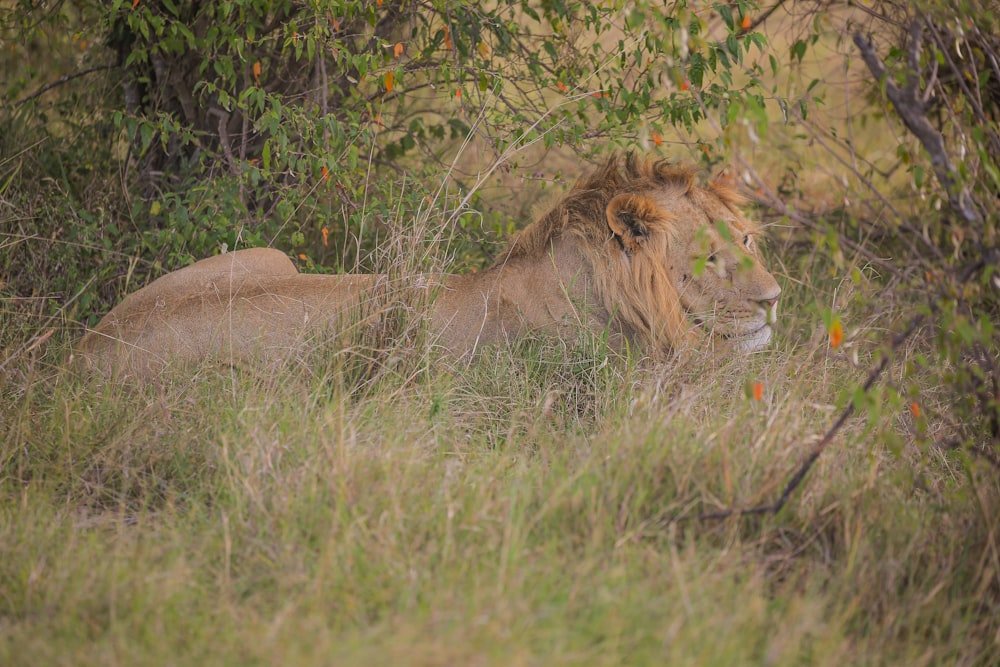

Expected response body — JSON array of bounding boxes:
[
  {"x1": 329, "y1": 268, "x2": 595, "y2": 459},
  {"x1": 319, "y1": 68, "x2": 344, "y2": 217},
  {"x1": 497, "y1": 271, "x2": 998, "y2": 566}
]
[{"x1": 75, "y1": 154, "x2": 781, "y2": 382}]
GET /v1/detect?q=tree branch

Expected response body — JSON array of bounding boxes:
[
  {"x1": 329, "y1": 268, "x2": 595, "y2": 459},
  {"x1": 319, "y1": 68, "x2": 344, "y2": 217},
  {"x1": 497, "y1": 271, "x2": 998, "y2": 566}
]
[{"x1": 852, "y1": 25, "x2": 981, "y2": 224}]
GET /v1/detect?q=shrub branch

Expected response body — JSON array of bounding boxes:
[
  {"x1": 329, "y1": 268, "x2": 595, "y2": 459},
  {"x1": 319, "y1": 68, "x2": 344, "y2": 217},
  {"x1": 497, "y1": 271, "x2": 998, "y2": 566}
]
[
  {"x1": 698, "y1": 316, "x2": 923, "y2": 522},
  {"x1": 852, "y1": 23, "x2": 981, "y2": 224},
  {"x1": 12, "y1": 65, "x2": 117, "y2": 109}
]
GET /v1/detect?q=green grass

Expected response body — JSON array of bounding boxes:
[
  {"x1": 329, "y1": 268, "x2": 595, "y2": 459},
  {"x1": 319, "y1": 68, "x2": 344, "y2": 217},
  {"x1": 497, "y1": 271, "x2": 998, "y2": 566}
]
[
  {"x1": 0, "y1": 147, "x2": 993, "y2": 664},
  {"x1": 2, "y1": 4, "x2": 997, "y2": 661},
  {"x1": 2, "y1": 258, "x2": 997, "y2": 666}
]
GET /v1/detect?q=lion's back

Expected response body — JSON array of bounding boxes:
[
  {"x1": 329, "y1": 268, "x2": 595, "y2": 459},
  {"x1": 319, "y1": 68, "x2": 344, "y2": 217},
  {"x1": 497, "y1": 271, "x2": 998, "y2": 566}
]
[{"x1": 73, "y1": 249, "x2": 376, "y2": 380}]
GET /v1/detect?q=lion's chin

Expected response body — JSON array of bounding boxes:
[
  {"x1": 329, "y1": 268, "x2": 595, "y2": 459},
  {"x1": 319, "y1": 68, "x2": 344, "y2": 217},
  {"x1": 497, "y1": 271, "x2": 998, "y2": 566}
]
[{"x1": 730, "y1": 324, "x2": 773, "y2": 353}]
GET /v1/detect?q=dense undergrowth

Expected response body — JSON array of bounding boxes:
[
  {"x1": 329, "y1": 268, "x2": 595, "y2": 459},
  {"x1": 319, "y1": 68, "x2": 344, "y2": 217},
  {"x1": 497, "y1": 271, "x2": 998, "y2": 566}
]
[
  {"x1": 2, "y1": 228, "x2": 998, "y2": 664},
  {"x1": 3, "y1": 0, "x2": 999, "y2": 664}
]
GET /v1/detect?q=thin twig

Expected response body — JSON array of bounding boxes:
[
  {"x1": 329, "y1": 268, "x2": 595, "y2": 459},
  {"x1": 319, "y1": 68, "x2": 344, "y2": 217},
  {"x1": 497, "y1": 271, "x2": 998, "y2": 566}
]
[
  {"x1": 735, "y1": 158, "x2": 899, "y2": 275},
  {"x1": 13, "y1": 65, "x2": 117, "y2": 109},
  {"x1": 699, "y1": 315, "x2": 923, "y2": 521},
  {"x1": 853, "y1": 25, "x2": 981, "y2": 224},
  {"x1": 923, "y1": 18, "x2": 1000, "y2": 157},
  {"x1": 740, "y1": 0, "x2": 788, "y2": 35}
]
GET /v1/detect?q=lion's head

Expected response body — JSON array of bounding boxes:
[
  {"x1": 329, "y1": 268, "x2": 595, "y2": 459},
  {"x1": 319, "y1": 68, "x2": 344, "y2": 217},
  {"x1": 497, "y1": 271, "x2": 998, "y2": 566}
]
[{"x1": 502, "y1": 154, "x2": 781, "y2": 354}]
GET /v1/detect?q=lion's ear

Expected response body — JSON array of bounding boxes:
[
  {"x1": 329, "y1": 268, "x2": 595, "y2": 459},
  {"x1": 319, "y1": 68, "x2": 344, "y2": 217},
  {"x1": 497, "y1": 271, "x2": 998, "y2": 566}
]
[
  {"x1": 651, "y1": 161, "x2": 696, "y2": 193},
  {"x1": 606, "y1": 193, "x2": 672, "y2": 251},
  {"x1": 707, "y1": 173, "x2": 748, "y2": 207}
]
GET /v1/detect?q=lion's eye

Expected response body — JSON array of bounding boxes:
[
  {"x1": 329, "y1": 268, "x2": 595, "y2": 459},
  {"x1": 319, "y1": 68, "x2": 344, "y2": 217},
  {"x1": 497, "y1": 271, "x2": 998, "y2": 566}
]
[{"x1": 706, "y1": 251, "x2": 718, "y2": 265}]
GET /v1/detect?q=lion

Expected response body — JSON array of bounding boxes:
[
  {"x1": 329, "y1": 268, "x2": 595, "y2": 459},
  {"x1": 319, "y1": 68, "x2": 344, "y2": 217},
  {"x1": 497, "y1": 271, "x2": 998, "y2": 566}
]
[{"x1": 75, "y1": 154, "x2": 781, "y2": 381}]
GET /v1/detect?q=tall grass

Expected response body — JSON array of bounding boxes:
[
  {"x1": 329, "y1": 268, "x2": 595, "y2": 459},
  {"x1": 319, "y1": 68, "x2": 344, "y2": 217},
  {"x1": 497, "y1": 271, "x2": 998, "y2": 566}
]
[{"x1": 2, "y1": 211, "x2": 997, "y2": 665}]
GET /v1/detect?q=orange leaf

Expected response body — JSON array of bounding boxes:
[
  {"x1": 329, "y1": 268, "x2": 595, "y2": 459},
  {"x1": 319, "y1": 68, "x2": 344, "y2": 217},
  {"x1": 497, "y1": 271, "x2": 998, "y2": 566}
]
[
  {"x1": 321, "y1": 165, "x2": 329, "y2": 181},
  {"x1": 298, "y1": 253, "x2": 308, "y2": 261},
  {"x1": 376, "y1": 0, "x2": 382, "y2": 6},
  {"x1": 680, "y1": 79, "x2": 690, "y2": 91},
  {"x1": 829, "y1": 319, "x2": 844, "y2": 349},
  {"x1": 132, "y1": 0, "x2": 140, "y2": 7},
  {"x1": 384, "y1": 71, "x2": 394, "y2": 93},
  {"x1": 910, "y1": 402, "x2": 921, "y2": 419},
  {"x1": 556, "y1": 81, "x2": 568, "y2": 92},
  {"x1": 393, "y1": 42, "x2": 404, "y2": 58},
  {"x1": 443, "y1": 26, "x2": 452, "y2": 50},
  {"x1": 252, "y1": 61, "x2": 261, "y2": 82},
  {"x1": 752, "y1": 381, "x2": 764, "y2": 401},
  {"x1": 455, "y1": 88, "x2": 461, "y2": 99},
  {"x1": 651, "y1": 132, "x2": 663, "y2": 147},
  {"x1": 321, "y1": 226, "x2": 329, "y2": 247},
  {"x1": 741, "y1": 14, "x2": 752, "y2": 30}
]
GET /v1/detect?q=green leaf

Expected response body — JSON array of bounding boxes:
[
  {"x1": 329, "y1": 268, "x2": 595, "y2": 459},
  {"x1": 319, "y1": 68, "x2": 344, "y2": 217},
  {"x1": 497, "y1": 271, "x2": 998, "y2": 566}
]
[
  {"x1": 626, "y1": 9, "x2": 646, "y2": 30},
  {"x1": 790, "y1": 39, "x2": 808, "y2": 62},
  {"x1": 718, "y1": 5, "x2": 734, "y2": 31},
  {"x1": 543, "y1": 40, "x2": 558, "y2": 61}
]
